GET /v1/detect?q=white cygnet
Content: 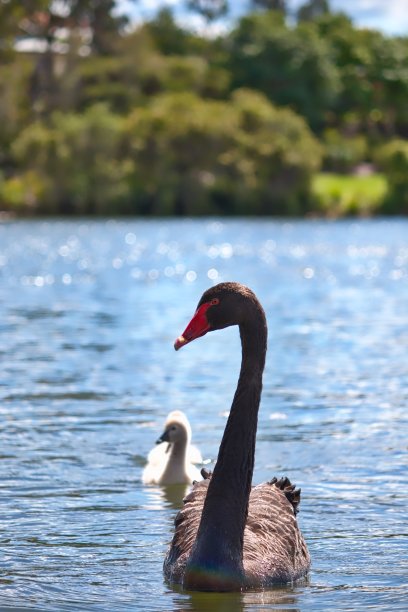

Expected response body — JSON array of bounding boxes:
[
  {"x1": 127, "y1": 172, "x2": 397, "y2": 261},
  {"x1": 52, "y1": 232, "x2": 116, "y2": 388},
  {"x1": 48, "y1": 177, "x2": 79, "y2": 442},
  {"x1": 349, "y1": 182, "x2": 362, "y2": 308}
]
[{"x1": 143, "y1": 411, "x2": 202, "y2": 485}]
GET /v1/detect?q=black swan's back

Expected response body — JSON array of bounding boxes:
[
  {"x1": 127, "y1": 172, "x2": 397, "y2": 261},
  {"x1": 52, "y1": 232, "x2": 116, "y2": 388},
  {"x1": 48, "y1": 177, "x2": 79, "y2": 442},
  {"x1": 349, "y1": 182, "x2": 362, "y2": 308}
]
[
  {"x1": 244, "y1": 478, "x2": 310, "y2": 585},
  {"x1": 164, "y1": 470, "x2": 310, "y2": 587}
]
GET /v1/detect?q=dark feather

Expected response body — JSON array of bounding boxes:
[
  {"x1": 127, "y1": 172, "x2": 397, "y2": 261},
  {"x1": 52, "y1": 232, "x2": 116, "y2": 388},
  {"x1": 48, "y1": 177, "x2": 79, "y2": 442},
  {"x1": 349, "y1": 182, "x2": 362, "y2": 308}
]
[{"x1": 164, "y1": 475, "x2": 310, "y2": 587}]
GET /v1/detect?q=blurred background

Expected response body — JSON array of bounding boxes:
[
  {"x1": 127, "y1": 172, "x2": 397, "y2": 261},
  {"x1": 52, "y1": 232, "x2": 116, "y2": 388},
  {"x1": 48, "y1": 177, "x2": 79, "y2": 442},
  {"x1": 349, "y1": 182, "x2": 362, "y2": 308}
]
[{"x1": 0, "y1": 0, "x2": 407, "y2": 218}]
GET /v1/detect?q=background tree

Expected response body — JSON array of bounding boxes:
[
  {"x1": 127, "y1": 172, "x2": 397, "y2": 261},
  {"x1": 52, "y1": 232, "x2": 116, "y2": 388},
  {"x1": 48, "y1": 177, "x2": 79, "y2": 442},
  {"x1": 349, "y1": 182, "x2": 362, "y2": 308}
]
[
  {"x1": 0, "y1": 1, "x2": 407, "y2": 216},
  {"x1": 11, "y1": 104, "x2": 130, "y2": 214},
  {"x1": 186, "y1": 0, "x2": 229, "y2": 23},
  {"x1": 228, "y1": 11, "x2": 340, "y2": 130},
  {"x1": 251, "y1": 0, "x2": 287, "y2": 13},
  {"x1": 297, "y1": 0, "x2": 330, "y2": 22},
  {"x1": 69, "y1": 0, "x2": 129, "y2": 55},
  {"x1": 146, "y1": 7, "x2": 191, "y2": 56},
  {"x1": 5, "y1": 1, "x2": 135, "y2": 117},
  {"x1": 124, "y1": 89, "x2": 321, "y2": 216},
  {"x1": 317, "y1": 14, "x2": 408, "y2": 137},
  {"x1": 375, "y1": 140, "x2": 408, "y2": 213}
]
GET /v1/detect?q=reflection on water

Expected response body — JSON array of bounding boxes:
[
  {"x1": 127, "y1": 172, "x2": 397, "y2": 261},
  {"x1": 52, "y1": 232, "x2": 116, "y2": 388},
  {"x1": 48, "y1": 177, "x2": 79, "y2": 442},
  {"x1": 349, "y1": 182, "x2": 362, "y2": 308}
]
[
  {"x1": 144, "y1": 484, "x2": 190, "y2": 511},
  {"x1": 171, "y1": 585, "x2": 303, "y2": 612},
  {"x1": 161, "y1": 485, "x2": 190, "y2": 510},
  {"x1": 0, "y1": 218, "x2": 407, "y2": 611}
]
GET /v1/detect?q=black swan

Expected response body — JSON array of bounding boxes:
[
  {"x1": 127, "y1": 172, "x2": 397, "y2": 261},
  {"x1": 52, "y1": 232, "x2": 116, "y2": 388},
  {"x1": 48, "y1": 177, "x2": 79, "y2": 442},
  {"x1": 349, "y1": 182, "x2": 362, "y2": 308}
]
[
  {"x1": 143, "y1": 410, "x2": 202, "y2": 485},
  {"x1": 164, "y1": 282, "x2": 310, "y2": 591}
]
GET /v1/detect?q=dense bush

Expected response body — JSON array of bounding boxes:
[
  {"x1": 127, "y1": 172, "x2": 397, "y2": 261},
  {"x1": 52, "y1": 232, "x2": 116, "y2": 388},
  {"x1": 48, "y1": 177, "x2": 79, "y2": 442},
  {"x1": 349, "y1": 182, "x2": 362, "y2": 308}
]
[
  {"x1": 125, "y1": 89, "x2": 322, "y2": 215},
  {"x1": 226, "y1": 89, "x2": 322, "y2": 214},
  {"x1": 1, "y1": 91, "x2": 321, "y2": 215},
  {"x1": 8, "y1": 104, "x2": 130, "y2": 214},
  {"x1": 375, "y1": 140, "x2": 408, "y2": 213}
]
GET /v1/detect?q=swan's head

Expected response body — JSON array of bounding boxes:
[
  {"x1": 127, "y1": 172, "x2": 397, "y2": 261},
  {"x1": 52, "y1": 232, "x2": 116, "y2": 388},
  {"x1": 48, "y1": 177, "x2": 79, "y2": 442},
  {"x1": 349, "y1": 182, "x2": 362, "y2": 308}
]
[
  {"x1": 156, "y1": 410, "x2": 192, "y2": 446},
  {"x1": 174, "y1": 282, "x2": 259, "y2": 350}
]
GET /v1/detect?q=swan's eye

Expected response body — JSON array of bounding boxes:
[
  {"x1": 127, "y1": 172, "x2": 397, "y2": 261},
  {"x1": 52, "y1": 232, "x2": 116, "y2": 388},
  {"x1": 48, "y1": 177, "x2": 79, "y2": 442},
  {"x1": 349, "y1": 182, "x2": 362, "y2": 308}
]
[
  {"x1": 210, "y1": 298, "x2": 219, "y2": 306},
  {"x1": 170, "y1": 426, "x2": 177, "y2": 431}
]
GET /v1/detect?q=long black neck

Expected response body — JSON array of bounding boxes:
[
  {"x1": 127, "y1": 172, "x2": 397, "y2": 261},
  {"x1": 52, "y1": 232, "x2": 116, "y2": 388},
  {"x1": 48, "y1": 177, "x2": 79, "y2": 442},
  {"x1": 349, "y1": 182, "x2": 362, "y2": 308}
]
[{"x1": 184, "y1": 305, "x2": 267, "y2": 591}]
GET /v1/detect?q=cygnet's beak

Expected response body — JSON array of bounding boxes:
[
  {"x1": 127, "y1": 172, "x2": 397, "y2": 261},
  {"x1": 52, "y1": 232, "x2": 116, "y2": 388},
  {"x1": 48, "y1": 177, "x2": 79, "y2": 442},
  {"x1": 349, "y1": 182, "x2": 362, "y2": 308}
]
[{"x1": 156, "y1": 429, "x2": 170, "y2": 445}]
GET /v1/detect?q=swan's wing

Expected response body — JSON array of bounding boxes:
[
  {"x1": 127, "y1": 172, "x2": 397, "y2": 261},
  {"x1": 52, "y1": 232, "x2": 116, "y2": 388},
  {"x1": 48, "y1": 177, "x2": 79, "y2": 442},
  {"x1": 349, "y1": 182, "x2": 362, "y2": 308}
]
[
  {"x1": 243, "y1": 477, "x2": 310, "y2": 585},
  {"x1": 142, "y1": 462, "x2": 158, "y2": 484},
  {"x1": 164, "y1": 472, "x2": 310, "y2": 586},
  {"x1": 142, "y1": 443, "x2": 169, "y2": 484},
  {"x1": 146, "y1": 442, "x2": 169, "y2": 466},
  {"x1": 163, "y1": 470, "x2": 211, "y2": 584},
  {"x1": 187, "y1": 444, "x2": 203, "y2": 464}
]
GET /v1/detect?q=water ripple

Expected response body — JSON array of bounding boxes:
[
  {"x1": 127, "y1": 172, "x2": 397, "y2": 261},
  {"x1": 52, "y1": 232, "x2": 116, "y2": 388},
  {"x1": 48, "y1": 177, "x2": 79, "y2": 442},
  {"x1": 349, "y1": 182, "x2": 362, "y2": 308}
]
[{"x1": 0, "y1": 219, "x2": 407, "y2": 610}]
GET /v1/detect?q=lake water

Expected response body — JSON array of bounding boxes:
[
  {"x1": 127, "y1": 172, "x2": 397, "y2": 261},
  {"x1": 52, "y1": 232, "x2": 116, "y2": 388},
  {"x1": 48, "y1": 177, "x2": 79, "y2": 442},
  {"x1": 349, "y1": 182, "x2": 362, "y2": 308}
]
[{"x1": 0, "y1": 218, "x2": 407, "y2": 611}]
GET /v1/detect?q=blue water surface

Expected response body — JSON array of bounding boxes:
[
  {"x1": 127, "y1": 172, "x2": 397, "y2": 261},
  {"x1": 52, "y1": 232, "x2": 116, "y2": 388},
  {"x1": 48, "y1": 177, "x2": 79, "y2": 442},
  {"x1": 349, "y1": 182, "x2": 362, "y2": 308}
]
[{"x1": 0, "y1": 218, "x2": 407, "y2": 611}]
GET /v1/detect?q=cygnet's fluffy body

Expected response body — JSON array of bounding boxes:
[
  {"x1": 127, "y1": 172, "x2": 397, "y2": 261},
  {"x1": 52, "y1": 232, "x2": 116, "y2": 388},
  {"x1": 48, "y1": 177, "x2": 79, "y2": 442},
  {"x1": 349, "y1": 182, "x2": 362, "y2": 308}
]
[{"x1": 143, "y1": 411, "x2": 202, "y2": 485}]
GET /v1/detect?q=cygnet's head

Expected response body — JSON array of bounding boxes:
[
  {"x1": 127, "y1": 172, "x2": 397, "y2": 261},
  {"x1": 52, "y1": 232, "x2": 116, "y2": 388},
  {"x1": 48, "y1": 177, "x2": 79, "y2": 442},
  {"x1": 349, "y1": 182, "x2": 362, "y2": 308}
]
[{"x1": 156, "y1": 410, "x2": 192, "y2": 447}]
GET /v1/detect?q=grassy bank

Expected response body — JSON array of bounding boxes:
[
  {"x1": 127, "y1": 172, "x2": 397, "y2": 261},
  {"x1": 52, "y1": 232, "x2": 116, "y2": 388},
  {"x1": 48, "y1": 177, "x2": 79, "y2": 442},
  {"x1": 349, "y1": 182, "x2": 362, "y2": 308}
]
[{"x1": 311, "y1": 173, "x2": 388, "y2": 217}]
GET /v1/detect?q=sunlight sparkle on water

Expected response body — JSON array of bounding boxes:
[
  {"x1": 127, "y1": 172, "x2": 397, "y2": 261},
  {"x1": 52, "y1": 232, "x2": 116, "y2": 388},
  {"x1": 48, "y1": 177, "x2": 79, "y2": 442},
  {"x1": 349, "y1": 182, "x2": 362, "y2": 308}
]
[{"x1": 0, "y1": 218, "x2": 407, "y2": 611}]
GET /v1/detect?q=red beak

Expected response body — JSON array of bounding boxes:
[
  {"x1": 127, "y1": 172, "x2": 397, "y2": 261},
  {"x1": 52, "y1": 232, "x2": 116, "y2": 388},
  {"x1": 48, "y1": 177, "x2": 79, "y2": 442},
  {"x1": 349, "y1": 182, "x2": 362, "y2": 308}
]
[{"x1": 174, "y1": 302, "x2": 212, "y2": 350}]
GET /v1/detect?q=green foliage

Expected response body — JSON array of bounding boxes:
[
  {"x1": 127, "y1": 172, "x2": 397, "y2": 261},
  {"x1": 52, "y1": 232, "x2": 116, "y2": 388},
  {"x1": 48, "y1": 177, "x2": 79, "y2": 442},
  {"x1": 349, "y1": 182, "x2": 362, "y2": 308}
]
[
  {"x1": 146, "y1": 8, "x2": 193, "y2": 55},
  {"x1": 125, "y1": 90, "x2": 321, "y2": 215},
  {"x1": 2, "y1": 91, "x2": 320, "y2": 216},
  {"x1": 186, "y1": 0, "x2": 229, "y2": 23},
  {"x1": 77, "y1": 28, "x2": 230, "y2": 113},
  {"x1": 125, "y1": 92, "x2": 235, "y2": 215},
  {"x1": 225, "y1": 89, "x2": 322, "y2": 214},
  {"x1": 1, "y1": 171, "x2": 48, "y2": 213},
  {"x1": 316, "y1": 14, "x2": 408, "y2": 135},
  {"x1": 0, "y1": 1, "x2": 407, "y2": 217},
  {"x1": 228, "y1": 12, "x2": 340, "y2": 129},
  {"x1": 145, "y1": 8, "x2": 216, "y2": 57},
  {"x1": 311, "y1": 173, "x2": 388, "y2": 216},
  {"x1": 0, "y1": 57, "x2": 34, "y2": 153},
  {"x1": 297, "y1": 0, "x2": 329, "y2": 23},
  {"x1": 375, "y1": 140, "x2": 408, "y2": 213},
  {"x1": 78, "y1": 55, "x2": 138, "y2": 112},
  {"x1": 133, "y1": 53, "x2": 230, "y2": 100},
  {"x1": 367, "y1": 36, "x2": 408, "y2": 135},
  {"x1": 251, "y1": 0, "x2": 287, "y2": 12},
  {"x1": 322, "y1": 129, "x2": 367, "y2": 173},
  {"x1": 10, "y1": 104, "x2": 131, "y2": 214}
]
